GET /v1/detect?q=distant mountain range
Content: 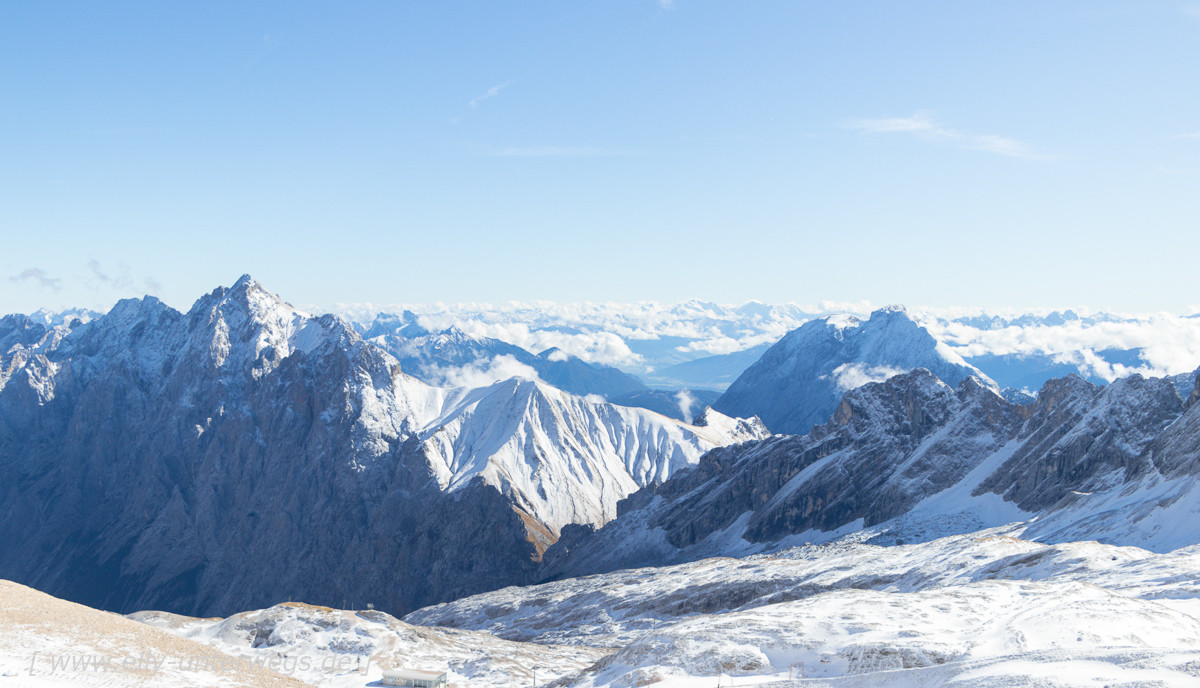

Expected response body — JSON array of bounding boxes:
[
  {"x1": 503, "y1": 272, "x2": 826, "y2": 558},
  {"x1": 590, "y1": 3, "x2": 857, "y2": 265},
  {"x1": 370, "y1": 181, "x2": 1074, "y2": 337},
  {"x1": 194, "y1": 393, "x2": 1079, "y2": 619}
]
[
  {"x1": 331, "y1": 301, "x2": 1200, "y2": 395},
  {"x1": 358, "y1": 315, "x2": 649, "y2": 400}
]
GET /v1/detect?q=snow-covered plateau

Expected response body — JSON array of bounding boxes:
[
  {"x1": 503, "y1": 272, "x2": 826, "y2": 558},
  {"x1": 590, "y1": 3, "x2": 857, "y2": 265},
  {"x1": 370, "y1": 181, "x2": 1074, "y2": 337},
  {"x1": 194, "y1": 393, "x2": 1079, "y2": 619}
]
[
  {"x1": 403, "y1": 528, "x2": 1200, "y2": 687},
  {"x1": 7, "y1": 527, "x2": 1200, "y2": 687}
]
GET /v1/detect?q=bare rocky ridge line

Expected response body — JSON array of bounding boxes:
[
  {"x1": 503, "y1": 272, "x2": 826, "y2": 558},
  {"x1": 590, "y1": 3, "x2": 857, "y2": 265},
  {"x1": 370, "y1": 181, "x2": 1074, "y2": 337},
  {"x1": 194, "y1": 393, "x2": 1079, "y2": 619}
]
[{"x1": 542, "y1": 364, "x2": 1200, "y2": 581}]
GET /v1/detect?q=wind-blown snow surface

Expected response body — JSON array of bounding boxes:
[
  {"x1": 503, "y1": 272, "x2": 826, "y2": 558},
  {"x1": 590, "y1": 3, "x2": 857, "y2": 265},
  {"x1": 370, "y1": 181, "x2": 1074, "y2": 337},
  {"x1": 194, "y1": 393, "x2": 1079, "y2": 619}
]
[
  {"x1": 406, "y1": 530, "x2": 1200, "y2": 687},
  {"x1": 0, "y1": 580, "x2": 307, "y2": 688},
  {"x1": 130, "y1": 602, "x2": 608, "y2": 688}
]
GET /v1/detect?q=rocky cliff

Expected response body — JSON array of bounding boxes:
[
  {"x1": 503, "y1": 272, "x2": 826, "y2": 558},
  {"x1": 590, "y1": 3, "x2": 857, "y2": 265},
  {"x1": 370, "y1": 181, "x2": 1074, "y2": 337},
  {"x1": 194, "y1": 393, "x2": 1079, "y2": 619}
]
[{"x1": 0, "y1": 277, "x2": 761, "y2": 617}]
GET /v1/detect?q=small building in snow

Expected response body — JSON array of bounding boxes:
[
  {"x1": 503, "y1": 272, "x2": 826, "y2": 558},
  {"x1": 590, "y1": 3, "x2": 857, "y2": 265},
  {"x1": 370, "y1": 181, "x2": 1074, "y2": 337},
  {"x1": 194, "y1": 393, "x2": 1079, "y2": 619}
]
[{"x1": 380, "y1": 668, "x2": 448, "y2": 688}]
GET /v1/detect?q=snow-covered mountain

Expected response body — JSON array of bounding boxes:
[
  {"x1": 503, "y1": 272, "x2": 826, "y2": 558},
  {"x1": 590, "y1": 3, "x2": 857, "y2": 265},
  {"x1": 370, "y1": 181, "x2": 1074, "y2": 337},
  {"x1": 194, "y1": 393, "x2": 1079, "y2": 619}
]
[
  {"x1": 360, "y1": 315, "x2": 650, "y2": 400},
  {"x1": 413, "y1": 377, "x2": 765, "y2": 540},
  {"x1": 0, "y1": 276, "x2": 764, "y2": 618},
  {"x1": 335, "y1": 300, "x2": 1200, "y2": 398},
  {"x1": 26, "y1": 306, "x2": 101, "y2": 328},
  {"x1": 541, "y1": 366, "x2": 1199, "y2": 581},
  {"x1": 714, "y1": 306, "x2": 994, "y2": 435}
]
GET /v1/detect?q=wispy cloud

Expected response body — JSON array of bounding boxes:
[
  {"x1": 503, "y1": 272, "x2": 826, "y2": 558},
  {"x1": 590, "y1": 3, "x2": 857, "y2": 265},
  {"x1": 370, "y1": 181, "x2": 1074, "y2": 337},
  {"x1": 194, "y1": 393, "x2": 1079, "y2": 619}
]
[
  {"x1": 86, "y1": 259, "x2": 132, "y2": 290},
  {"x1": 426, "y1": 354, "x2": 541, "y2": 389},
  {"x1": 85, "y1": 259, "x2": 161, "y2": 297},
  {"x1": 144, "y1": 276, "x2": 163, "y2": 297},
  {"x1": 484, "y1": 145, "x2": 635, "y2": 158},
  {"x1": 469, "y1": 80, "x2": 515, "y2": 109},
  {"x1": 1174, "y1": 132, "x2": 1200, "y2": 141},
  {"x1": 9, "y1": 268, "x2": 62, "y2": 291},
  {"x1": 845, "y1": 111, "x2": 1047, "y2": 159},
  {"x1": 659, "y1": 0, "x2": 676, "y2": 9}
]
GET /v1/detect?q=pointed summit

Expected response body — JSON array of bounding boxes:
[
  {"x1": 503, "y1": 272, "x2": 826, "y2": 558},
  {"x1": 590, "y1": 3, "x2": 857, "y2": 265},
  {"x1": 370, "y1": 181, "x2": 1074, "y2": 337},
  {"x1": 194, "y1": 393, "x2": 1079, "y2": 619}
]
[
  {"x1": 537, "y1": 347, "x2": 570, "y2": 362},
  {"x1": 207, "y1": 274, "x2": 297, "y2": 323},
  {"x1": 230, "y1": 273, "x2": 258, "y2": 290}
]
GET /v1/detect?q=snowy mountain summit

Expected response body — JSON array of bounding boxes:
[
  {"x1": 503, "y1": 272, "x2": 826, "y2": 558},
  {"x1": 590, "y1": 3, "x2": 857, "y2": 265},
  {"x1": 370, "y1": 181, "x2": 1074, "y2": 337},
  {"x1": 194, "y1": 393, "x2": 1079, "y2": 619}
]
[{"x1": 715, "y1": 305, "x2": 993, "y2": 434}]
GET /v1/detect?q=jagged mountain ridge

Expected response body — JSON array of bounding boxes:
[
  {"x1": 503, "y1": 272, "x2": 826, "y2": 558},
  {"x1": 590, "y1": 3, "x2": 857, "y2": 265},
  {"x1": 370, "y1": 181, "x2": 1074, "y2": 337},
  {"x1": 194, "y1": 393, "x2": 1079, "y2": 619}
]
[
  {"x1": 714, "y1": 306, "x2": 994, "y2": 434},
  {"x1": 543, "y1": 367, "x2": 1200, "y2": 580},
  {"x1": 0, "y1": 276, "x2": 763, "y2": 618}
]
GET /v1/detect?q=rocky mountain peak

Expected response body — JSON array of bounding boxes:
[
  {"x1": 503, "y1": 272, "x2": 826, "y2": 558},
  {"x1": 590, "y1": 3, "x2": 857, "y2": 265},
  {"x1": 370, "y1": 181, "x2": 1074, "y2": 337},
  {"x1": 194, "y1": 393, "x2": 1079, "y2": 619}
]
[
  {"x1": 1189, "y1": 368, "x2": 1200, "y2": 409},
  {"x1": 1021, "y1": 375, "x2": 1098, "y2": 429},
  {"x1": 716, "y1": 311, "x2": 986, "y2": 435},
  {"x1": 825, "y1": 368, "x2": 955, "y2": 435},
  {"x1": 0, "y1": 314, "x2": 49, "y2": 353}
]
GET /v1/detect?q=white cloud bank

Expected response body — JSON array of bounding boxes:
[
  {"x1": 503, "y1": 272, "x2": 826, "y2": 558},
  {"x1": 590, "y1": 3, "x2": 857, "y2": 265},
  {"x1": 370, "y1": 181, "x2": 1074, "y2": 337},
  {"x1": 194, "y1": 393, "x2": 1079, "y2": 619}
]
[
  {"x1": 830, "y1": 363, "x2": 910, "y2": 392},
  {"x1": 334, "y1": 300, "x2": 1200, "y2": 384},
  {"x1": 426, "y1": 355, "x2": 540, "y2": 389},
  {"x1": 675, "y1": 389, "x2": 697, "y2": 423}
]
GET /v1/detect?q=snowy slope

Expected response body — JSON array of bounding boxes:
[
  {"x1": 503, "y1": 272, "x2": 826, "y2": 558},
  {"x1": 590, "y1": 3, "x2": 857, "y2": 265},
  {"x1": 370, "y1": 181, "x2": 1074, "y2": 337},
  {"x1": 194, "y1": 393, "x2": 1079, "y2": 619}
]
[
  {"x1": 565, "y1": 580, "x2": 1200, "y2": 688},
  {"x1": 130, "y1": 602, "x2": 607, "y2": 688},
  {"x1": 0, "y1": 579, "x2": 307, "y2": 688},
  {"x1": 407, "y1": 530, "x2": 1200, "y2": 687},
  {"x1": 418, "y1": 378, "x2": 765, "y2": 534}
]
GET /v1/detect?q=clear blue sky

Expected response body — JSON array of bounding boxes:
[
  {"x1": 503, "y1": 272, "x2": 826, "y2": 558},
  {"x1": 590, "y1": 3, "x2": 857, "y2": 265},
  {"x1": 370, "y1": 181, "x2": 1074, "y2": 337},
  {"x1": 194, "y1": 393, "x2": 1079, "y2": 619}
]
[{"x1": 3, "y1": 1, "x2": 1199, "y2": 314}]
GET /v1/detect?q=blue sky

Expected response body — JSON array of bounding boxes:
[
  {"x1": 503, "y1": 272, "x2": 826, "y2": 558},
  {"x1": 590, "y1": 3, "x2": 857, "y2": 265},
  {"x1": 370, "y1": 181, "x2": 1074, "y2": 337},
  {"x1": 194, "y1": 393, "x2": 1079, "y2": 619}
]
[{"x1": 3, "y1": 1, "x2": 1199, "y2": 314}]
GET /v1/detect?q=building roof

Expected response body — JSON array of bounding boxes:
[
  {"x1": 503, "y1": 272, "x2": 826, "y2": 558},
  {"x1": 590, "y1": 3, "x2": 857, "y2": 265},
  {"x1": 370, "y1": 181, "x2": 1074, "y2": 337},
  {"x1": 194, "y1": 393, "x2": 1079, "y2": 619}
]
[{"x1": 381, "y1": 668, "x2": 447, "y2": 680}]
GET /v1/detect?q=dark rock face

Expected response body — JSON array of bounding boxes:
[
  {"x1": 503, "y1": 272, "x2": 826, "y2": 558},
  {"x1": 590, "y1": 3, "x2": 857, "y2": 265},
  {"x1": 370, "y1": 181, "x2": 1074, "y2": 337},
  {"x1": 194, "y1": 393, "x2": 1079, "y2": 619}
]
[
  {"x1": 546, "y1": 366, "x2": 1200, "y2": 580},
  {"x1": 654, "y1": 371, "x2": 1020, "y2": 547},
  {"x1": 0, "y1": 314, "x2": 49, "y2": 353},
  {"x1": 976, "y1": 375, "x2": 1183, "y2": 510},
  {"x1": 0, "y1": 278, "x2": 539, "y2": 617},
  {"x1": 714, "y1": 307, "x2": 988, "y2": 435},
  {"x1": 1141, "y1": 379, "x2": 1200, "y2": 479}
]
